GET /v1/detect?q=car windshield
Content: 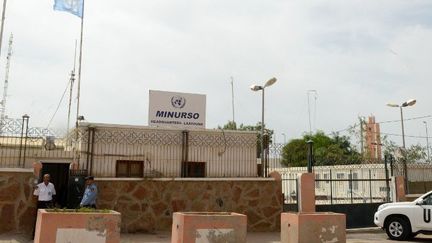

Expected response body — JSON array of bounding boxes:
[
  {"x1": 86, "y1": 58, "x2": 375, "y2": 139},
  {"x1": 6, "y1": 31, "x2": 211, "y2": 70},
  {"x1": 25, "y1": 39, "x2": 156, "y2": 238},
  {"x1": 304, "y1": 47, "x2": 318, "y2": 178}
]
[{"x1": 417, "y1": 191, "x2": 432, "y2": 202}]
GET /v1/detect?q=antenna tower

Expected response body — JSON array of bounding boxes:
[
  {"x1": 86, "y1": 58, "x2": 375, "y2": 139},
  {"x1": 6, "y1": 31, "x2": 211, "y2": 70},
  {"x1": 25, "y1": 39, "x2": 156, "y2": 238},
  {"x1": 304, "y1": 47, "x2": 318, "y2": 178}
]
[{"x1": 0, "y1": 33, "x2": 12, "y2": 127}]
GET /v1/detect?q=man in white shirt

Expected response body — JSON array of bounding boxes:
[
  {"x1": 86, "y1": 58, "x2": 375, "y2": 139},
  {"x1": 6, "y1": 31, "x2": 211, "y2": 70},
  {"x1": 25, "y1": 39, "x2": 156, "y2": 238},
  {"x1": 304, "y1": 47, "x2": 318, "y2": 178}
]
[{"x1": 33, "y1": 174, "x2": 56, "y2": 209}]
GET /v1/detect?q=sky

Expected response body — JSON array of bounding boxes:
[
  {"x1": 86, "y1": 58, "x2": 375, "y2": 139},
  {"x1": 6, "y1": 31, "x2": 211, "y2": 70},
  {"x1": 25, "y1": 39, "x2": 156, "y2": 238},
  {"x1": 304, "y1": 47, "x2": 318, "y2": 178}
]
[{"x1": 2, "y1": 0, "x2": 432, "y2": 149}]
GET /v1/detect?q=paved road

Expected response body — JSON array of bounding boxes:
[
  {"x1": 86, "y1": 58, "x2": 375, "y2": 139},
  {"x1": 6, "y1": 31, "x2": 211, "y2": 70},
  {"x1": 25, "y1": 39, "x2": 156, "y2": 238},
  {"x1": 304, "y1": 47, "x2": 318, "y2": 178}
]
[
  {"x1": 347, "y1": 232, "x2": 432, "y2": 243},
  {"x1": 2, "y1": 231, "x2": 432, "y2": 243}
]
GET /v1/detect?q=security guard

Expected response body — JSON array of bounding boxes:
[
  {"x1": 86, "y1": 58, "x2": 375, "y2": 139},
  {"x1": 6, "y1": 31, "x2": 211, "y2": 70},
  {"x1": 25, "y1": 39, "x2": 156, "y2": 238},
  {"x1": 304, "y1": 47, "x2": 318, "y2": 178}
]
[
  {"x1": 33, "y1": 174, "x2": 56, "y2": 209},
  {"x1": 80, "y1": 176, "x2": 98, "y2": 208}
]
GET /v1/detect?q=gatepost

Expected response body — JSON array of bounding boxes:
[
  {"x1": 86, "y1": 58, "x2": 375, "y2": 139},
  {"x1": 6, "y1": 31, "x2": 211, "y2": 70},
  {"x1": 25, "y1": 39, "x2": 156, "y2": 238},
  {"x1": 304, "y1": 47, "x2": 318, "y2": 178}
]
[
  {"x1": 281, "y1": 173, "x2": 346, "y2": 243},
  {"x1": 391, "y1": 176, "x2": 406, "y2": 202}
]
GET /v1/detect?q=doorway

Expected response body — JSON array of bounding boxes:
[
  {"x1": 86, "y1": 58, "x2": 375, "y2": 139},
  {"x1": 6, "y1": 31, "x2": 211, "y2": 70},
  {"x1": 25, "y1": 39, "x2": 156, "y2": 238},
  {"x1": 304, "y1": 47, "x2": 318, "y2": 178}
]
[{"x1": 39, "y1": 163, "x2": 70, "y2": 208}]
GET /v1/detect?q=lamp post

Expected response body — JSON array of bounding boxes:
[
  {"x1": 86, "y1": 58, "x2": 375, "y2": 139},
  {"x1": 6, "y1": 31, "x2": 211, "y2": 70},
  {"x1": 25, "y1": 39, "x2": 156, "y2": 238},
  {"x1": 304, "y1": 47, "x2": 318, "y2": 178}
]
[
  {"x1": 387, "y1": 98, "x2": 416, "y2": 192},
  {"x1": 424, "y1": 121, "x2": 430, "y2": 162},
  {"x1": 250, "y1": 77, "x2": 277, "y2": 177},
  {"x1": 282, "y1": 133, "x2": 286, "y2": 144},
  {"x1": 307, "y1": 140, "x2": 314, "y2": 173},
  {"x1": 18, "y1": 114, "x2": 29, "y2": 168}
]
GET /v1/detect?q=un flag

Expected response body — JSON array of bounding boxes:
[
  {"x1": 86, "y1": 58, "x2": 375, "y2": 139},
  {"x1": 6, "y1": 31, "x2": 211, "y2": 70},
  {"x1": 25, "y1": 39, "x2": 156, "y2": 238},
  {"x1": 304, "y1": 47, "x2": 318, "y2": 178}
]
[{"x1": 53, "y1": 0, "x2": 84, "y2": 18}]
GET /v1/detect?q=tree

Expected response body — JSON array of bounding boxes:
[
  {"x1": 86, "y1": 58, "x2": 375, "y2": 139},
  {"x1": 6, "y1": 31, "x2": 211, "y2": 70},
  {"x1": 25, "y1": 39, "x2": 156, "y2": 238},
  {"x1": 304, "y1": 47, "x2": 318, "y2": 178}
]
[
  {"x1": 382, "y1": 136, "x2": 427, "y2": 163},
  {"x1": 281, "y1": 139, "x2": 307, "y2": 167},
  {"x1": 281, "y1": 131, "x2": 361, "y2": 167},
  {"x1": 220, "y1": 121, "x2": 237, "y2": 130},
  {"x1": 405, "y1": 144, "x2": 427, "y2": 162},
  {"x1": 218, "y1": 121, "x2": 273, "y2": 158}
]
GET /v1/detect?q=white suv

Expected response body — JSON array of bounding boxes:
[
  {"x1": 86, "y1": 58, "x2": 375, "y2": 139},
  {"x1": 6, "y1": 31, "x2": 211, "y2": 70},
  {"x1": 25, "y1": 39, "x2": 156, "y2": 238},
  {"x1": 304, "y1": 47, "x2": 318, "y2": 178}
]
[{"x1": 374, "y1": 191, "x2": 432, "y2": 241}]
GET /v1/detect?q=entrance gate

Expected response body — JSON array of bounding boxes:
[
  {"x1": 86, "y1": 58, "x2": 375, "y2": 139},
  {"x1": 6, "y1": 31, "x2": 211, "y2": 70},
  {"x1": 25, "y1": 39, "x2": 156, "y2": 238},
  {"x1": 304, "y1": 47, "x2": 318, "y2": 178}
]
[
  {"x1": 282, "y1": 169, "x2": 391, "y2": 228},
  {"x1": 39, "y1": 163, "x2": 70, "y2": 208}
]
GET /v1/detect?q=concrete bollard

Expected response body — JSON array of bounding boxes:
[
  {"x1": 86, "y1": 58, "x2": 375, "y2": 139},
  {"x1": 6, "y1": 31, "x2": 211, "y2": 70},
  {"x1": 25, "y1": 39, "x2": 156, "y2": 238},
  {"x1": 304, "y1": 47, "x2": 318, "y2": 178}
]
[
  {"x1": 34, "y1": 209, "x2": 121, "y2": 243},
  {"x1": 281, "y1": 212, "x2": 346, "y2": 243},
  {"x1": 171, "y1": 212, "x2": 247, "y2": 243}
]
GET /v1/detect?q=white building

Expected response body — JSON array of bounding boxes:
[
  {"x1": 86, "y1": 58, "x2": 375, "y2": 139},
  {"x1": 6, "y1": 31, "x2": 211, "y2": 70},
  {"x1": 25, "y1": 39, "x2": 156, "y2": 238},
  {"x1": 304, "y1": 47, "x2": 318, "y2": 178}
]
[{"x1": 76, "y1": 122, "x2": 258, "y2": 178}]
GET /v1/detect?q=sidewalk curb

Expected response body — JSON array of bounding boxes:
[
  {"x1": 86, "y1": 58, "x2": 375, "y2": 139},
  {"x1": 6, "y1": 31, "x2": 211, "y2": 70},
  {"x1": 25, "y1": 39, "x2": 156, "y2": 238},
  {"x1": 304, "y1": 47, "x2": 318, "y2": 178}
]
[{"x1": 346, "y1": 227, "x2": 382, "y2": 234}]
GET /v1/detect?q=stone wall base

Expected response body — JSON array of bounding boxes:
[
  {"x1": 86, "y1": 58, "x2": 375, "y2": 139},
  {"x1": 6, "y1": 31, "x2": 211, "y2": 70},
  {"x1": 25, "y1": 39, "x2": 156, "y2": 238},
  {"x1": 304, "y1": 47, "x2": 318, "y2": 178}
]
[
  {"x1": 97, "y1": 178, "x2": 282, "y2": 232},
  {"x1": 0, "y1": 170, "x2": 37, "y2": 235}
]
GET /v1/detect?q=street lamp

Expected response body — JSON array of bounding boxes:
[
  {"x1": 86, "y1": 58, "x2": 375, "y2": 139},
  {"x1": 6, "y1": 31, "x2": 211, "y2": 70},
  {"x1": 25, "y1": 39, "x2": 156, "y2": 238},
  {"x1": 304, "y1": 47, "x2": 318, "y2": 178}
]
[
  {"x1": 282, "y1": 133, "x2": 287, "y2": 144},
  {"x1": 250, "y1": 77, "x2": 277, "y2": 177},
  {"x1": 386, "y1": 98, "x2": 416, "y2": 192},
  {"x1": 424, "y1": 121, "x2": 430, "y2": 162}
]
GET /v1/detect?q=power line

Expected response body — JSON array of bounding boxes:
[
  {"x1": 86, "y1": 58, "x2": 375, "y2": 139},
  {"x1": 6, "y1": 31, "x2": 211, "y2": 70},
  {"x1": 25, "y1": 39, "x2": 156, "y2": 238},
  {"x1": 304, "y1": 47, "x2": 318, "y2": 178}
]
[
  {"x1": 371, "y1": 130, "x2": 432, "y2": 139},
  {"x1": 333, "y1": 115, "x2": 432, "y2": 135},
  {"x1": 46, "y1": 78, "x2": 72, "y2": 129},
  {"x1": 333, "y1": 123, "x2": 357, "y2": 134},
  {"x1": 377, "y1": 115, "x2": 432, "y2": 125},
  {"x1": 333, "y1": 124, "x2": 432, "y2": 139}
]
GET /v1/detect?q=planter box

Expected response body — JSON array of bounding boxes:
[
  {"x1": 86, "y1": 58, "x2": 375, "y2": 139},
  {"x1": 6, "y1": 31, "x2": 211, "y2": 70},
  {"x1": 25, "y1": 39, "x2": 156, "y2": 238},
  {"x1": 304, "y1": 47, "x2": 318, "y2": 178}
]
[
  {"x1": 281, "y1": 212, "x2": 346, "y2": 243},
  {"x1": 34, "y1": 209, "x2": 121, "y2": 243},
  {"x1": 172, "y1": 212, "x2": 247, "y2": 243}
]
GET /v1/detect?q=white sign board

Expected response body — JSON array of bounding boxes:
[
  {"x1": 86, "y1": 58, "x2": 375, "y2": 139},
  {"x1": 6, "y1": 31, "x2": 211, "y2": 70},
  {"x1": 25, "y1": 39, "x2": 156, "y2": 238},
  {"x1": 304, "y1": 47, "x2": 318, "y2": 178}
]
[{"x1": 148, "y1": 90, "x2": 206, "y2": 129}]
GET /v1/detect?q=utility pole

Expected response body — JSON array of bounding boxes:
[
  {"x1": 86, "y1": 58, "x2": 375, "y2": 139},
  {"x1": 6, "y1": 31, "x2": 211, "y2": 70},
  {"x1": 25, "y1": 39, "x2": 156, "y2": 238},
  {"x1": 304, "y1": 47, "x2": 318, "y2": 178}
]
[
  {"x1": 0, "y1": 0, "x2": 9, "y2": 131},
  {"x1": 230, "y1": 77, "x2": 235, "y2": 127},
  {"x1": 424, "y1": 121, "x2": 430, "y2": 162},
  {"x1": 307, "y1": 90, "x2": 317, "y2": 135},
  {"x1": 359, "y1": 116, "x2": 364, "y2": 156},
  {"x1": 0, "y1": 33, "x2": 12, "y2": 131},
  {"x1": 0, "y1": 0, "x2": 8, "y2": 59}
]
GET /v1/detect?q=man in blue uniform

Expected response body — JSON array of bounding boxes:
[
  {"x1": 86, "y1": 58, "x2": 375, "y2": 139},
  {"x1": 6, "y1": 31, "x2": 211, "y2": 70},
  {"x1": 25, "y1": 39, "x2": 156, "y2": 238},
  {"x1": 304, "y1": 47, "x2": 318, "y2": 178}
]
[{"x1": 80, "y1": 176, "x2": 98, "y2": 208}]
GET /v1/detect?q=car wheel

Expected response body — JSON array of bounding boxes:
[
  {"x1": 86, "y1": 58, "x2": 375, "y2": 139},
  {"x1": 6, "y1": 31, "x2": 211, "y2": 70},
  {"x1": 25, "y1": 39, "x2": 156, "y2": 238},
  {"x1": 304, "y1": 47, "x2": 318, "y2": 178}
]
[{"x1": 385, "y1": 217, "x2": 411, "y2": 241}]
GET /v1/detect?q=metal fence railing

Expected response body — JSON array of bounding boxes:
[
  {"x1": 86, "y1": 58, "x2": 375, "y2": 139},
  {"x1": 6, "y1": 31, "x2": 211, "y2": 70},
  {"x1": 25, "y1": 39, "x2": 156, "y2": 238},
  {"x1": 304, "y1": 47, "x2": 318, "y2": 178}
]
[
  {"x1": 282, "y1": 177, "x2": 391, "y2": 205},
  {"x1": 315, "y1": 178, "x2": 391, "y2": 205},
  {"x1": 0, "y1": 118, "x2": 259, "y2": 178},
  {"x1": 280, "y1": 164, "x2": 393, "y2": 205},
  {"x1": 0, "y1": 117, "x2": 74, "y2": 169},
  {"x1": 282, "y1": 177, "x2": 298, "y2": 204}
]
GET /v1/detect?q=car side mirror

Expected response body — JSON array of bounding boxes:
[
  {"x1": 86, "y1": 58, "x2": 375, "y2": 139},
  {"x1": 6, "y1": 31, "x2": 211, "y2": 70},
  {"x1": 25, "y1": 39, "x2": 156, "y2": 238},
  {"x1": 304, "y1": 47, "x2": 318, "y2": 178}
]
[{"x1": 416, "y1": 199, "x2": 424, "y2": 205}]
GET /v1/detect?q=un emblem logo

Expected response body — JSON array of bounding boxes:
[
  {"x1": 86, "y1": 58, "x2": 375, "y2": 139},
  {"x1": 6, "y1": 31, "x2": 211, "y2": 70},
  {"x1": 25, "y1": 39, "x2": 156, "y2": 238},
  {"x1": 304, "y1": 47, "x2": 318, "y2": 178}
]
[{"x1": 171, "y1": 96, "x2": 186, "y2": 109}]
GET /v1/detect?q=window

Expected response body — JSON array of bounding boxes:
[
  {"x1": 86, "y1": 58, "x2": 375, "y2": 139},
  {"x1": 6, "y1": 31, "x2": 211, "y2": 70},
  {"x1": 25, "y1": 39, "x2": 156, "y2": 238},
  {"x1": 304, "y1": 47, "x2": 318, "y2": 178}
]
[
  {"x1": 323, "y1": 173, "x2": 329, "y2": 184},
  {"x1": 315, "y1": 174, "x2": 321, "y2": 188},
  {"x1": 348, "y1": 172, "x2": 359, "y2": 191},
  {"x1": 336, "y1": 173, "x2": 345, "y2": 187},
  {"x1": 352, "y1": 173, "x2": 358, "y2": 190},
  {"x1": 182, "y1": 161, "x2": 206, "y2": 177},
  {"x1": 116, "y1": 160, "x2": 143, "y2": 178},
  {"x1": 423, "y1": 194, "x2": 432, "y2": 205},
  {"x1": 379, "y1": 187, "x2": 388, "y2": 192}
]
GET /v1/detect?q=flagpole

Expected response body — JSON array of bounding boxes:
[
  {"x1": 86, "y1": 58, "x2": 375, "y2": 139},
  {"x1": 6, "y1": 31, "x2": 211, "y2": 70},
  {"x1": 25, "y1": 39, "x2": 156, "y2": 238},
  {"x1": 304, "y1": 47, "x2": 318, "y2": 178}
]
[
  {"x1": 75, "y1": 0, "x2": 84, "y2": 127},
  {"x1": 67, "y1": 40, "x2": 77, "y2": 132}
]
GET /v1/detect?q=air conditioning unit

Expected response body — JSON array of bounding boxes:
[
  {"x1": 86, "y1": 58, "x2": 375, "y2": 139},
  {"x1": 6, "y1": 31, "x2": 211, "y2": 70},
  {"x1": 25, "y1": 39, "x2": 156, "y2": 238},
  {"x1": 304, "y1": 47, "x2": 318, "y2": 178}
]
[{"x1": 44, "y1": 136, "x2": 56, "y2": 150}]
